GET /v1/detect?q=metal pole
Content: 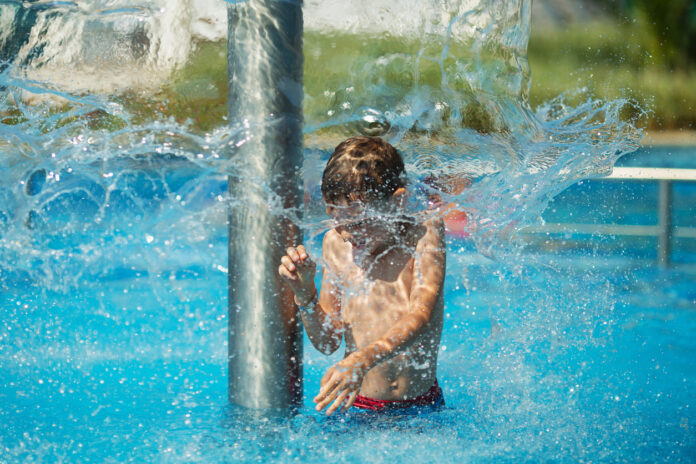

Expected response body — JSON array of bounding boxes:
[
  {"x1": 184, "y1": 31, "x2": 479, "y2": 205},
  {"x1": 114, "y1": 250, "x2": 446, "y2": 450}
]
[
  {"x1": 657, "y1": 179, "x2": 673, "y2": 267},
  {"x1": 227, "y1": 0, "x2": 304, "y2": 410}
]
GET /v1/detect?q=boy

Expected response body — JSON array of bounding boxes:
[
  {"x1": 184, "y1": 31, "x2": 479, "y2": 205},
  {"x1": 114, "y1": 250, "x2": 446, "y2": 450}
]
[{"x1": 278, "y1": 136, "x2": 446, "y2": 415}]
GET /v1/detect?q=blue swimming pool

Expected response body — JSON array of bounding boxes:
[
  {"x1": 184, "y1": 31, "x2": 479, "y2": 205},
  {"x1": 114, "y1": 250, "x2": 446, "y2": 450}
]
[
  {"x1": 1, "y1": 146, "x2": 695, "y2": 462},
  {"x1": 2, "y1": 0, "x2": 695, "y2": 460}
]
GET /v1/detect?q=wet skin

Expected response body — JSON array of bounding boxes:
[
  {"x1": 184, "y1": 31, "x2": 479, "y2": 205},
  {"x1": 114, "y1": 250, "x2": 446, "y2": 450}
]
[{"x1": 278, "y1": 191, "x2": 446, "y2": 415}]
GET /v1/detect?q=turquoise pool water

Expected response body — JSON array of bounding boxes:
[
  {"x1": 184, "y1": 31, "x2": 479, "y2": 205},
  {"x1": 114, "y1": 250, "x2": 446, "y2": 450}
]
[
  {"x1": 1, "y1": 146, "x2": 695, "y2": 462},
  {"x1": 1, "y1": 0, "x2": 694, "y2": 461}
]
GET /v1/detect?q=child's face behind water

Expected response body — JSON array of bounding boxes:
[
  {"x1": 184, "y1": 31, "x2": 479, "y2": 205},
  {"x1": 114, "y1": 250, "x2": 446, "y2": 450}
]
[{"x1": 326, "y1": 187, "x2": 407, "y2": 256}]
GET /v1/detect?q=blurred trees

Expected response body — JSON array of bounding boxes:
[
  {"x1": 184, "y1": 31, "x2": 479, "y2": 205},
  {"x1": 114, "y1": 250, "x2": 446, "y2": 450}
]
[{"x1": 596, "y1": 0, "x2": 696, "y2": 69}]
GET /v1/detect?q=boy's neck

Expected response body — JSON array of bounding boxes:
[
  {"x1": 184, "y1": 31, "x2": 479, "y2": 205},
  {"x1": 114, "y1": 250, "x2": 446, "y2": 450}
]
[{"x1": 362, "y1": 220, "x2": 418, "y2": 261}]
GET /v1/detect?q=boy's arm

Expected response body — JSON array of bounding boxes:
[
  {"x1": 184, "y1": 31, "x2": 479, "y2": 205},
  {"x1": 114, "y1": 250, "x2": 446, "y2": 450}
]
[
  {"x1": 278, "y1": 235, "x2": 344, "y2": 355},
  {"x1": 353, "y1": 219, "x2": 445, "y2": 368},
  {"x1": 300, "y1": 269, "x2": 343, "y2": 356},
  {"x1": 314, "y1": 220, "x2": 446, "y2": 415}
]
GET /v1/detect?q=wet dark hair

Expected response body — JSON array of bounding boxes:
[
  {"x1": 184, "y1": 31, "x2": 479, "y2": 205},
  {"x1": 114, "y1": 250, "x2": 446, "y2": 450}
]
[{"x1": 321, "y1": 136, "x2": 405, "y2": 204}]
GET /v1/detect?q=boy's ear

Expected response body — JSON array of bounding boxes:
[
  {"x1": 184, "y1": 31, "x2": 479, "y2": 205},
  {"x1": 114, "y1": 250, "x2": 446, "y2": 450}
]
[
  {"x1": 391, "y1": 187, "x2": 406, "y2": 198},
  {"x1": 391, "y1": 187, "x2": 407, "y2": 205}
]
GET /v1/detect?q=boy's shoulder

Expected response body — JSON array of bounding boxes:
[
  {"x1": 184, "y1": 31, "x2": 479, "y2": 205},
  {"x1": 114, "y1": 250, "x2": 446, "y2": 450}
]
[
  {"x1": 418, "y1": 216, "x2": 445, "y2": 237},
  {"x1": 422, "y1": 217, "x2": 445, "y2": 235},
  {"x1": 321, "y1": 229, "x2": 351, "y2": 268},
  {"x1": 415, "y1": 217, "x2": 446, "y2": 254}
]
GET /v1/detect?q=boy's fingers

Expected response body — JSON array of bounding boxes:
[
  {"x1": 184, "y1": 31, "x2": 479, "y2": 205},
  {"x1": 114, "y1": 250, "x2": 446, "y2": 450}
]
[
  {"x1": 315, "y1": 387, "x2": 341, "y2": 411},
  {"x1": 326, "y1": 389, "x2": 349, "y2": 416},
  {"x1": 315, "y1": 376, "x2": 341, "y2": 403},
  {"x1": 319, "y1": 366, "x2": 336, "y2": 385},
  {"x1": 286, "y1": 247, "x2": 300, "y2": 263},
  {"x1": 296, "y1": 245, "x2": 308, "y2": 260},
  {"x1": 280, "y1": 256, "x2": 295, "y2": 272},
  {"x1": 315, "y1": 374, "x2": 344, "y2": 404},
  {"x1": 278, "y1": 265, "x2": 296, "y2": 281},
  {"x1": 342, "y1": 390, "x2": 359, "y2": 412}
]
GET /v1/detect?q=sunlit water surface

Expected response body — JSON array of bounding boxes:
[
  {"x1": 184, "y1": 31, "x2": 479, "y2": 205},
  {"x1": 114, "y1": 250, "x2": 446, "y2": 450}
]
[
  {"x1": 2, "y1": 228, "x2": 695, "y2": 462},
  {"x1": 1, "y1": 0, "x2": 695, "y2": 462}
]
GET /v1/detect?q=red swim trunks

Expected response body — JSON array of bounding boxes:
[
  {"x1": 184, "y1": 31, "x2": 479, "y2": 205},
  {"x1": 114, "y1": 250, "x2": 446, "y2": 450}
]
[{"x1": 351, "y1": 380, "x2": 444, "y2": 412}]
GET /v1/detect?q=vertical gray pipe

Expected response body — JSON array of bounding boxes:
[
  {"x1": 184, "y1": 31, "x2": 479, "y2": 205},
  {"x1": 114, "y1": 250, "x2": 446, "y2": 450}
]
[
  {"x1": 657, "y1": 179, "x2": 673, "y2": 267},
  {"x1": 227, "y1": 0, "x2": 304, "y2": 409}
]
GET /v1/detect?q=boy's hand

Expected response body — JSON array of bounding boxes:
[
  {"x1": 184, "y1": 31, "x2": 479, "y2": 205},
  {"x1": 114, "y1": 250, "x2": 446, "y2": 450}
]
[
  {"x1": 313, "y1": 352, "x2": 368, "y2": 416},
  {"x1": 278, "y1": 245, "x2": 317, "y2": 305}
]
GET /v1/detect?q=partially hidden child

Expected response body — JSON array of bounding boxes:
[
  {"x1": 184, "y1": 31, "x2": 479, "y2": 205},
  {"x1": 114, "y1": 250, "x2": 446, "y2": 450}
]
[{"x1": 278, "y1": 136, "x2": 446, "y2": 415}]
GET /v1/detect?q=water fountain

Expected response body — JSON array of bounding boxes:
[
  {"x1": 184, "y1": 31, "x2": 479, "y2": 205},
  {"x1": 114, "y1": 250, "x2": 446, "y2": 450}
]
[{"x1": 1, "y1": 0, "x2": 694, "y2": 461}]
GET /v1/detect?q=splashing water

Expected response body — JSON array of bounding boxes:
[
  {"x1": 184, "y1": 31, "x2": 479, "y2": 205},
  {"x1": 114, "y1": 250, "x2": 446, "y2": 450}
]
[
  {"x1": 0, "y1": 0, "x2": 644, "y2": 302},
  {"x1": 3, "y1": 0, "x2": 691, "y2": 462}
]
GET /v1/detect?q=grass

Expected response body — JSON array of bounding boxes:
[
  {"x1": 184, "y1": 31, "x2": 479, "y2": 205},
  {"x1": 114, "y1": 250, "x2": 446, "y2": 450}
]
[
  {"x1": 7, "y1": 21, "x2": 695, "y2": 134},
  {"x1": 120, "y1": 41, "x2": 229, "y2": 130},
  {"x1": 122, "y1": 32, "x2": 492, "y2": 133},
  {"x1": 527, "y1": 21, "x2": 696, "y2": 131}
]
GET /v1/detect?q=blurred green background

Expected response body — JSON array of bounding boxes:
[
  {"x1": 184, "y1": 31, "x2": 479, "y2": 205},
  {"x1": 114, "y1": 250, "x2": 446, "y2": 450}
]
[
  {"x1": 529, "y1": 0, "x2": 696, "y2": 132},
  {"x1": 121, "y1": 0, "x2": 696, "y2": 136}
]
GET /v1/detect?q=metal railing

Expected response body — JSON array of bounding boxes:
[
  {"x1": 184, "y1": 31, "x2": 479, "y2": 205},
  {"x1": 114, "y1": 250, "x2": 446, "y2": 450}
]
[{"x1": 522, "y1": 167, "x2": 696, "y2": 266}]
